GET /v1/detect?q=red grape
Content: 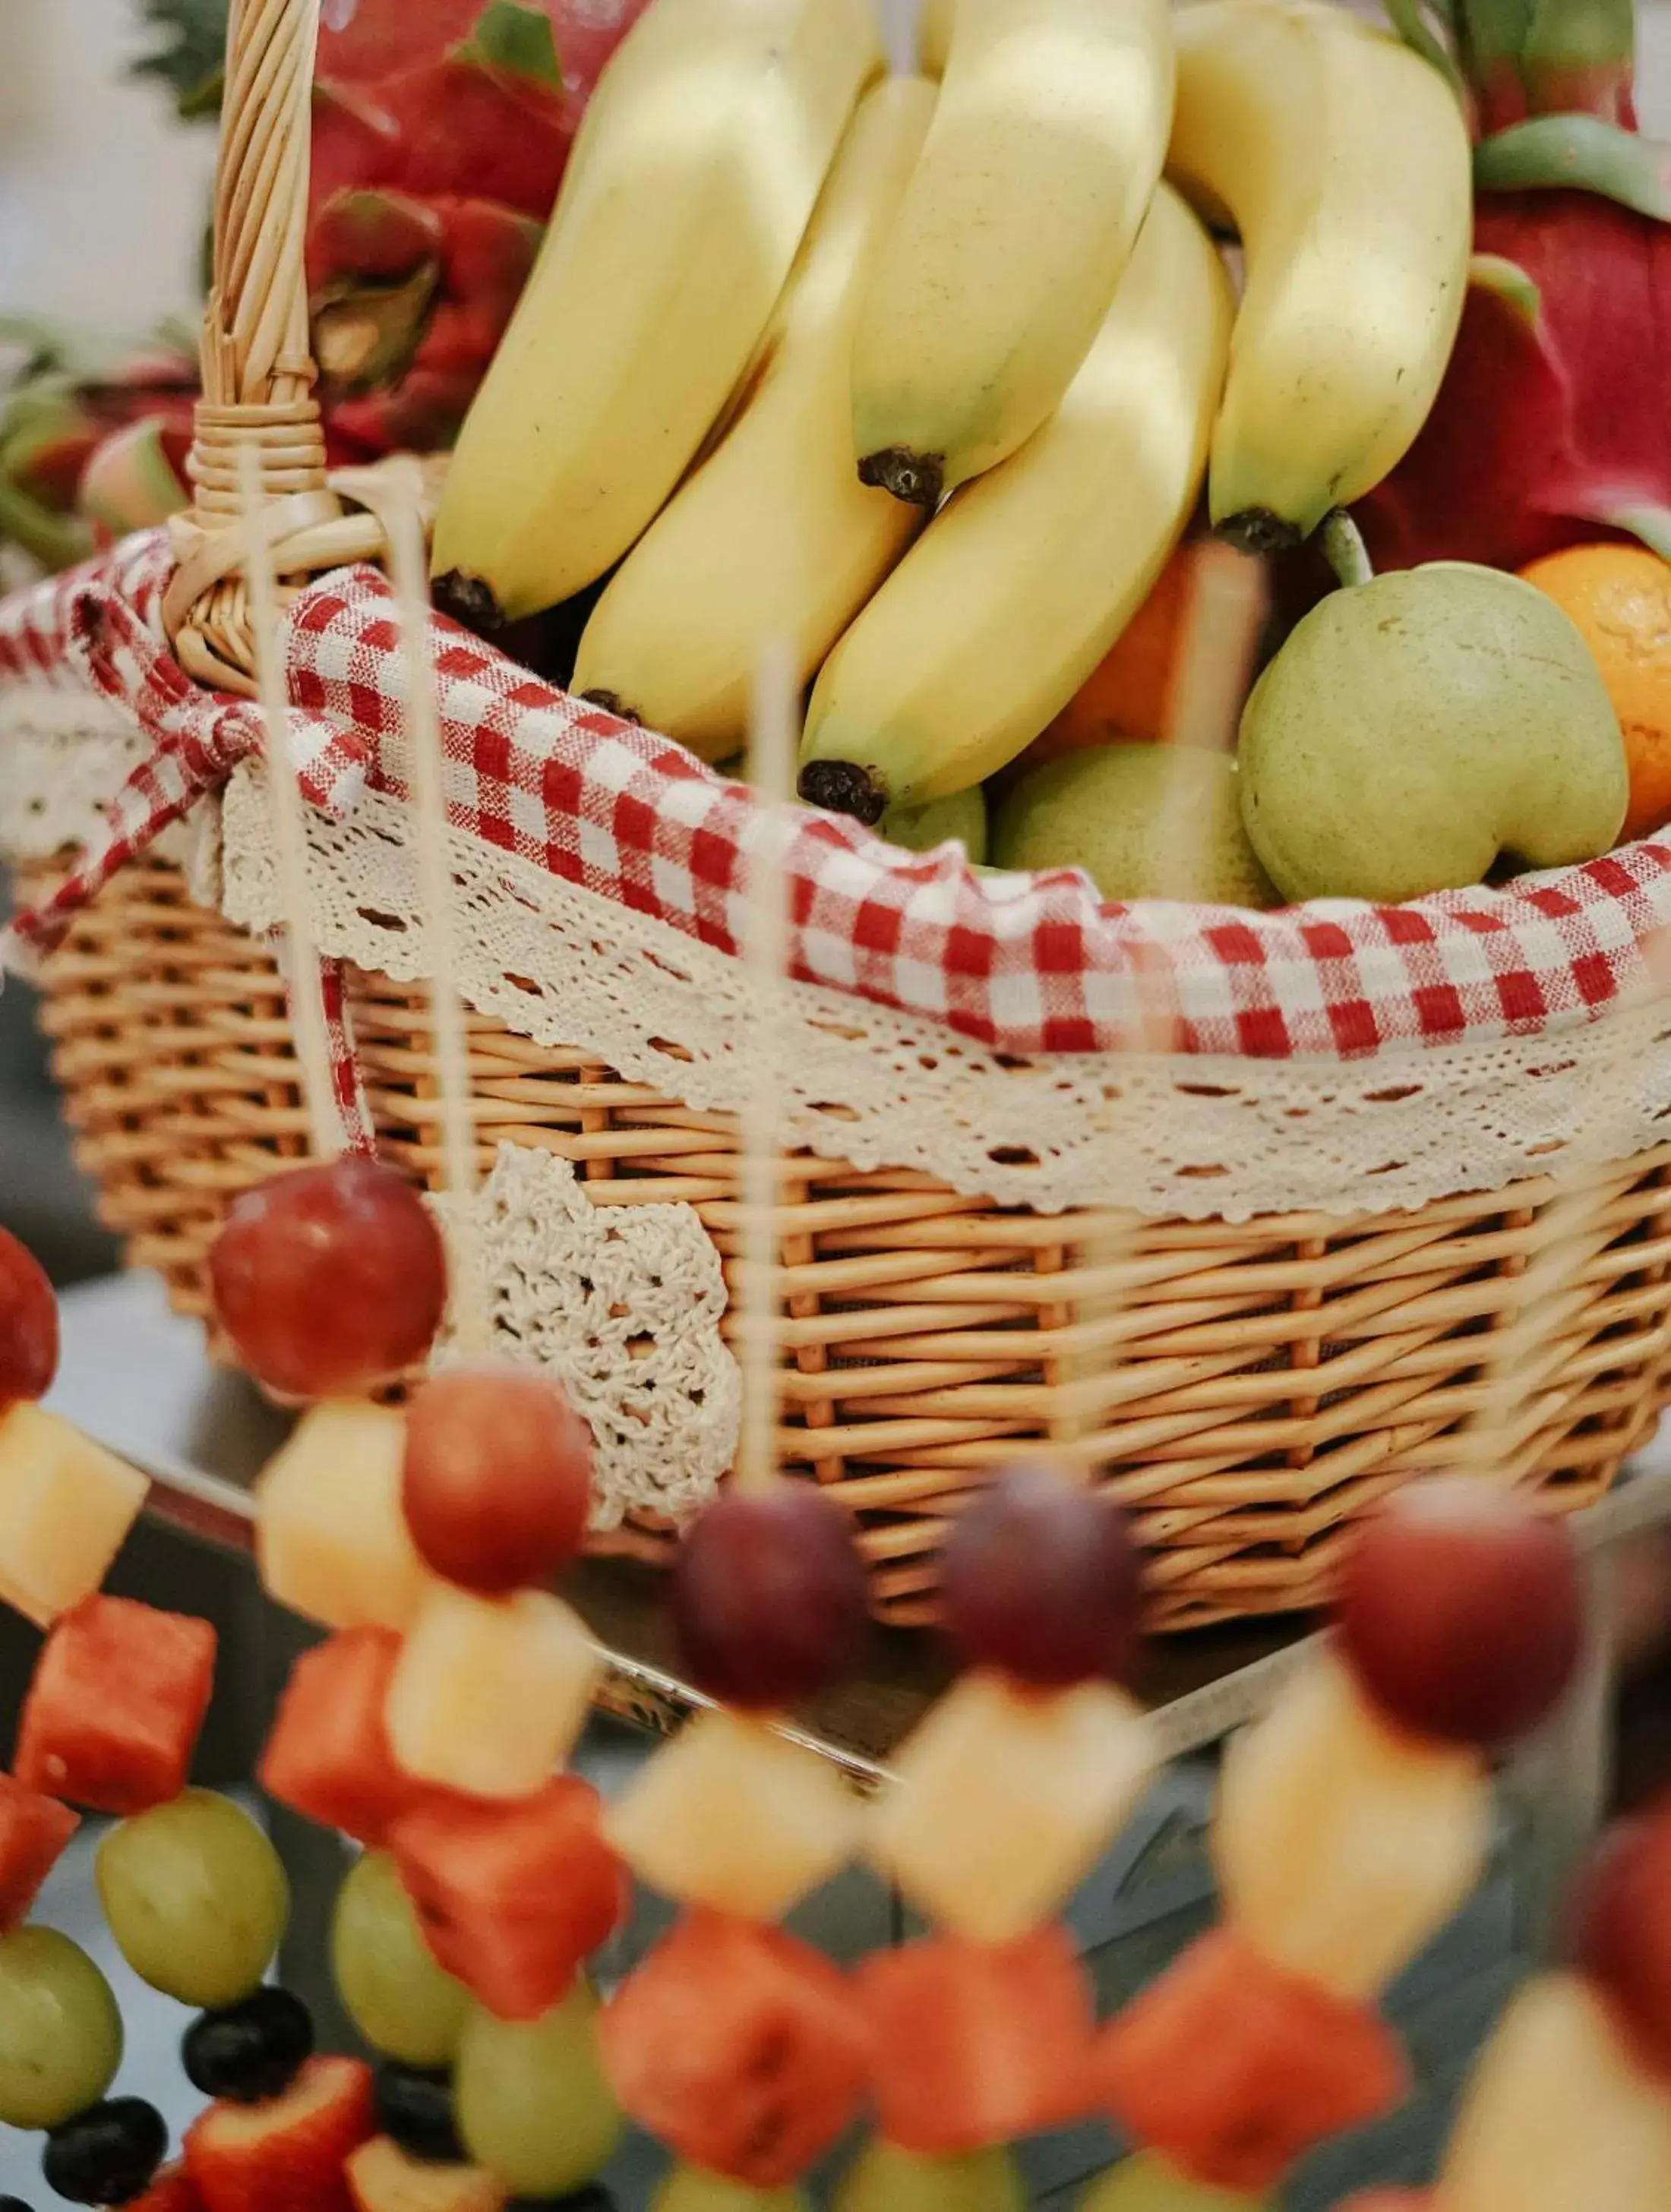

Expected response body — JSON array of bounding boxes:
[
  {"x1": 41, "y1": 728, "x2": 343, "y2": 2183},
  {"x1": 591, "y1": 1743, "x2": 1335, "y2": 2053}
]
[
  {"x1": 209, "y1": 1158, "x2": 447, "y2": 1399},
  {"x1": 1337, "y1": 1479, "x2": 1583, "y2": 1748},
  {"x1": 402, "y1": 1363, "x2": 593, "y2": 1593},
  {"x1": 1568, "y1": 1807, "x2": 1671, "y2": 2084},
  {"x1": 0, "y1": 1229, "x2": 57, "y2": 1405},
  {"x1": 671, "y1": 1485, "x2": 868, "y2": 1709},
  {"x1": 940, "y1": 1463, "x2": 1142, "y2": 1687}
]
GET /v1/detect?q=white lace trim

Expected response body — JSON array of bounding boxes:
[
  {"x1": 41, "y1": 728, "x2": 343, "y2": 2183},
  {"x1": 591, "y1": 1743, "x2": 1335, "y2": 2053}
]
[
  {"x1": 434, "y1": 1144, "x2": 739, "y2": 1530},
  {"x1": 216, "y1": 763, "x2": 1671, "y2": 1221},
  {"x1": 0, "y1": 684, "x2": 194, "y2": 868}
]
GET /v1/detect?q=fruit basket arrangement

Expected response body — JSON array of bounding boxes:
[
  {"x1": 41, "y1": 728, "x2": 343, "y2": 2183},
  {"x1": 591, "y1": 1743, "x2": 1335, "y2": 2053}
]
[{"x1": 5, "y1": 0, "x2": 1671, "y2": 1634}]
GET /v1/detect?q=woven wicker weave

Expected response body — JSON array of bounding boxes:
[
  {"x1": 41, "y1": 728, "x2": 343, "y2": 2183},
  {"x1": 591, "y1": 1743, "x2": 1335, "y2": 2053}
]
[{"x1": 26, "y1": 848, "x2": 1671, "y2": 1630}]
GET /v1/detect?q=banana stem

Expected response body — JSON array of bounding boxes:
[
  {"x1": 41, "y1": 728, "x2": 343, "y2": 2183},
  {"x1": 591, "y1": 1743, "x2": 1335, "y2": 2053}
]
[{"x1": 1320, "y1": 508, "x2": 1376, "y2": 589}]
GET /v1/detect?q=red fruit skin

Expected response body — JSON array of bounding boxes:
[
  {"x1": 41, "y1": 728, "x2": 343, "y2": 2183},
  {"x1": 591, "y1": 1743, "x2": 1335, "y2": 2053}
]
[
  {"x1": 186, "y1": 2056, "x2": 374, "y2": 2212},
  {"x1": 671, "y1": 1486, "x2": 870, "y2": 1710},
  {"x1": 402, "y1": 1362, "x2": 593, "y2": 1594},
  {"x1": 389, "y1": 1778, "x2": 626, "y2": 2021},
  {"x1": 856, "y1": 1925, "x2": 1096, "y2": 2154},
  {"x1": 16, "y1": 1596, "x2": 217, "y2": 1816},
  {"x1": 0, "y1": 1772, "x2": 79, "y2": 1930},
  {"x1": 1359, "y1": 188, "x2": 1671, "y2": 576},
  {"x1": 208, "y1": 1156, "x2": 447, "y2": 1399},
  {"x1": 1095, "y1": 1927, "x2": 1410, "y2": 2192},
  {"x1": 259, "y1": 1629, "x2": 428, "y2": 1848},
  {"x1": 0, "y1": 1227, "x2": 58, "y2": 1404},
  {"x1": 1337, "y1": 1480, "x2": 1584, "y2": 1749},
  {"x1": 383, "y1": 62, "x2": 570, "y2": 220},
  {"x1": 131, "y1": 2169, "x2": 205, "y2": 2212},
  {"x1": 601, "y1": 1911, "x2": 868, "y2": 2189},
  {"x1": 311, "y1": 81, "x2": 404, "y2": 208},
  {"x1": 1567, "y1": 1804, "x2": 1671, "y2": 2087},
  {"x1": 308, "y1": 190, "x2": 445, "y2": 289}
]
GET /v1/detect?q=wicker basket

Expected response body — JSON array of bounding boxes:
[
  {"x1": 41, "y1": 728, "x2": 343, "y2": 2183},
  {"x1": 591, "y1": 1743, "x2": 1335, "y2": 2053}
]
[{"x1": 15, "y1": 0, "x2": 1671, "y2": 1631}]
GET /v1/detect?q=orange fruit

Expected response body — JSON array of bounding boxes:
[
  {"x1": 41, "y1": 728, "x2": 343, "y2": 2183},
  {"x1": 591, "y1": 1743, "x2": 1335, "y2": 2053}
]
[
  {"x1": 1016, "y1": 537, "x2": 1268, "y2": 775},
  {"x1": 1519, "y1": 543, "x2": 1671, "y2": 842}
]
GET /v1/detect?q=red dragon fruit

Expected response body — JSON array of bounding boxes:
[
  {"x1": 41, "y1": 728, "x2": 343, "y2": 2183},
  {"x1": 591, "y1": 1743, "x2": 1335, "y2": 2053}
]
[
  {"x1": 306, "y1": 0, "x2": 653, "y2": 459},
  {"x1": 1357, "y1": 0, "x2": 1671, "y2": 575}
]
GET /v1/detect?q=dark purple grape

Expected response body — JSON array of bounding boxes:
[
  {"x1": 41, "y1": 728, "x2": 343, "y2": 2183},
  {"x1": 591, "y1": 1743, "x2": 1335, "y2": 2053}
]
[
  {"x1": 671, "y1": 1486, "x2": 868, "y2": 1709},
  {"x1": 208, "y1": 1157, "x2": 447, "y2": 1398},
  {"x1": 940, "y1": 1463, "x2": 1142, "y2": 1687},
  {"x1": 1338, "y1": 1479, "x2": 1584, "y2": 1747},
  {"x1": 42, "y1": 2099, "x2": 166, "y2": 2205},
  {"x1": 373, "y1": 2062, "x2": 464, "y2": 2164},
  {"x1": 403, "y1": 1365, "x2": 592, "y2": 1595},
  {"x1": 1568, "y1": 1807, "x2": 1671, "y2": 2084},
  {"x1": 182, "y1": 1987, "x2": 314, "y2": 2105}
]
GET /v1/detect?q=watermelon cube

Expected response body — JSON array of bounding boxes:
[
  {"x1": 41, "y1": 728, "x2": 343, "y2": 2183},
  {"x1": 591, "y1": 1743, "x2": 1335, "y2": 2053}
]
[
  {"x1": 599, "y1": 1911, "x2": 867, "y2": 2188},
  {"x1": 0, "y1": 1403, "x2": 148, "y2": 1628},
  {"x1": 388, "y1": 1778, "x2": 626, "y2": 2022},
  {"x1": 259, "y1": 1629, "x2": 428, "y2": 1847},
  {"x1": 0, "y1": 1771, "x2": 79, "y2": 1929},
  {"x1": 855, "y1": 1924, "x2": 1096, "y2": 2154},
  {"x1": 1093, "y1": 1926, "x2": 1410, "y2": 2192},
  {"x1": 16, "y1": 1595, "x2": 217, "y2": 1815}
]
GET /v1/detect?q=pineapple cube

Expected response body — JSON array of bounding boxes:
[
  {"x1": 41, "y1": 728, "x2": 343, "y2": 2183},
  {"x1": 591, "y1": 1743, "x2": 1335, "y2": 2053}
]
[
  {"x1": 385, "y1": 1583, "x2": 600, "y2": 1800},
  {"x1": 605, "y1": 1709, "x2": 863, "y2": 1920},
  {"x1": 867, "y1": 1672, "x2": 1155, "y2": 1942},
  {"x1": 0, "y1": 1404, "x2": 148, "y2": 1628},
  {"x1": 256, "y1": 1402, "x2": 431, "y2": 1634},
  {"x1": 1215, "y1": 1654, "x2": 1489, "y2": 2002}
]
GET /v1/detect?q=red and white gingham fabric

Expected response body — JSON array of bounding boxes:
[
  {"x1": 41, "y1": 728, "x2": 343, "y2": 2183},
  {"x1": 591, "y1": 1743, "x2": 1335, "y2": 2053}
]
[{"x1": 5, "y1": 533, "x2": 1671, "y2": 1064}]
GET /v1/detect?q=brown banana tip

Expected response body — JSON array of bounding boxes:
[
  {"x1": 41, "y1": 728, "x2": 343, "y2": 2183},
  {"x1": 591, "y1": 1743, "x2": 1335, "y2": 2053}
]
[
  {"x1": 858, "y1": 447, "x2": 945, "y2": 510},
  {"x1": 578, "y1": 688, "x2": 642, "y2": 726},
  {"x1": 798, "y1": 759, "x2": 889, "y2": 825},
  {"x1": 432, "y1": 571, "x2": 507, "y2": 637}
]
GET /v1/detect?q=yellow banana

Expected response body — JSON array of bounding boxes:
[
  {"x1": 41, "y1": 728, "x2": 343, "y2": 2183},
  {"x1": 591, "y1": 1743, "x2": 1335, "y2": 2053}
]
[
  {"x1": 916, "y1": 0, "x2": 955, "y2": 73},
  {"x1": 848, "y1": 0, "x2": 1174, "y2": 508},
  {"x1": 799, "y1": 182, "x2": 1231, "y2": 817},
  {"x1": 431, "y1": 0, "x2": 884, "y2": 623},
  {"x1": 1167, "y1": 0, "x2": 1472, "y2": 547},
  {"x1": 571, "y1": 79, "x2": 937, "y2": 761}
]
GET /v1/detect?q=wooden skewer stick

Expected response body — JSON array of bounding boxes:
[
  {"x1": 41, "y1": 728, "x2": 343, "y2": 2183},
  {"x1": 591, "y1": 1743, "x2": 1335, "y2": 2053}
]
[
  {"x1": 734, "y1": 639, "x2": 798, "y2": 1495},
  {"x1": 237, "y1": 440, "x2": 343, "y2": 1161},
  {"x1": 1058, "y1": 542, "x2": 1271, "y2": 1453},
  {"x1": 388, "y1": 508, "x2": 490, "y2": 1356}
]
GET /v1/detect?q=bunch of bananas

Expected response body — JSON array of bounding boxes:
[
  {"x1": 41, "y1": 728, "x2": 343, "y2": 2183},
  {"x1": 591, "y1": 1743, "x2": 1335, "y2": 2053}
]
[{"x1": 431, "y1": 0, "x2": 1472, "y2": 824}]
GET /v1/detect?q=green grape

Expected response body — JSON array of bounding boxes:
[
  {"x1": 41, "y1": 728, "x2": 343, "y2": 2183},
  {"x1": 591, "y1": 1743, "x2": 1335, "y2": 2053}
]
[
  {"x1": 1079, "y1": 2153, "x2": 1274, "y2": 2210},
  {"x1": 0, "y1": 1927, "x2": 123, "y2": 2130},
  {"x1": 330, "y1": 1851, "x2": 469, "y2": 2067},
  {"x1": 96, "y1": 1788, "x2": 288, "y2": 2010},
  {"x1": 836, "y1": 2138, "x2": 1025, "y2": 2212},
  {"x1": 455, "y1": 1977, "x2": 623, "y2": 2196},
  {"x1": 655, "y1": 2165, "x2": 811, "y2": 2211}
]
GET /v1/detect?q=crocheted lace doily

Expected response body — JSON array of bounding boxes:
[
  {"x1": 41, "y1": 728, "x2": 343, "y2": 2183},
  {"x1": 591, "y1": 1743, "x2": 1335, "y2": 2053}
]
[
  {"x1": 216, "y1": 762, "x2": 1671, "y2": 1223},
  {"x1": 0, "y1": 684, "x2": 195, "y2": 872},
  {"x1": 434, "y1": 1143, "x2": 739, "y2": 1529}
]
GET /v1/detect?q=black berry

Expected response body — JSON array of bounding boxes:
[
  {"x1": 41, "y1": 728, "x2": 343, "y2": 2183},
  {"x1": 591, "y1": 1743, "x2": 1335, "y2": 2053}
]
[
  {"x1": 42, "y1": 2100, "x2": 166, "y2": 2205},
  {"x1": 373, "y1": 2063, "x2": 464, "y2": 2164},
  {"x1": 507, "y1": 2192, "x2": 618, "y2": 2208},
  {"x1": 0, "y1": 2198, "x2": 33, "y2": 2210},
  {"x1": 182, "y1": 1987, "x2": 314, "y2": 2105}
]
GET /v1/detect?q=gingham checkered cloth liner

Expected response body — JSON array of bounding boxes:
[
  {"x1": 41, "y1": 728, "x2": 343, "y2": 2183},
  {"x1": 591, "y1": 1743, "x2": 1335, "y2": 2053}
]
[{"x1": 5, "y1": 527, "x2": 1671, "y2": 1068}]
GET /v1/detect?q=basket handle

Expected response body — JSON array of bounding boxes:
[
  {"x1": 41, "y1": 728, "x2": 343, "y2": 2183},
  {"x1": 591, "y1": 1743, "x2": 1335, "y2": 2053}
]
[{"x1": 162, "y1": 0, "x2": 434, "y2": 695}]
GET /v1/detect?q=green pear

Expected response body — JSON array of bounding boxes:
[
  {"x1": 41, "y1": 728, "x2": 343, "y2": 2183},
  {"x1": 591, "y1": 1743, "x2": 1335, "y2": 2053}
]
[
  {"x1": 991, "y1": 743, "x2": 1278, "y2": 907},
  {"x1": 877, "y1": 783, "x2": 988, "y2": 863},
  {"x1": 1237, "y1": 561, "x2": 1628, "y2": 903}
]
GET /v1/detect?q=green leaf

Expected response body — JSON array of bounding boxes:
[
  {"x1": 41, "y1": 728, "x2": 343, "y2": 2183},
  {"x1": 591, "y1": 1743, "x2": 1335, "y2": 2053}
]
[
  {"x1": 129, "y1": 0, "x2": 229, "y2": 122},
  {"x1": 1520, "y1": 0, "x2": 1635, "y2": 117},
  {"x1": 1605, "y1": 507, "x2": 1671, "y2": 561},
  {"x1": 1382, "y1": 0, "x2": 1466, "y2": 97},
  {"x1": 1474, "y1": 114, "x2": 1671, "y2": 218},
  {"x1": 1467, "y1": 251, "x2": 1544, "y2": 328},
  {"x1": 461, "y1": 0, "x2": 563, "y2": 87}
]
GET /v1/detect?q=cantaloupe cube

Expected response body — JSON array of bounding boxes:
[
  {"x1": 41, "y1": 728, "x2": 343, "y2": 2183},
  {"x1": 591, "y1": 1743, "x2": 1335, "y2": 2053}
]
[
  {"x1": 386, "y1": 1585, "x2": 600, "y2": 1800},
  {"x1": 866, "y1": 1672, "x2": 1155, "y2": 1941},
  {"x1": 347, "y1": 2136, "x2": 506, "y2": 2212},
  {"x1": 1215, "y1": 1654, "x2": 1490, "y2": 2002},
  {"x1": 605, "y1": 1710, "x2": 862, "y2": 1922},
  {"x1": 1439, "y1": 1975, "x2": 1671, "y2": 2212},
  {"x1": 256, "y1": 1403, "x2": 431, "y2": 1634},
  {"x1": 0, "y1": 1404, "x2": 147, "y2": 1628}
]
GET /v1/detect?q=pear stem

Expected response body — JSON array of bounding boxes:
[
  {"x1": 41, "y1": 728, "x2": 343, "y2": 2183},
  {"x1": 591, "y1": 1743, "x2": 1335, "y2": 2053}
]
[{"x1": 1321, "y1": 509, "x2": 1376, "y2": 590}]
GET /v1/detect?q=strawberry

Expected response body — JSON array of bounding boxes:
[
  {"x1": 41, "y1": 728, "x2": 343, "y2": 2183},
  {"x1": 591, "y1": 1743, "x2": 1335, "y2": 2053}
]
[{"x1": 185, "y1": 2056, "x2": 374, "y2": 2212}]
